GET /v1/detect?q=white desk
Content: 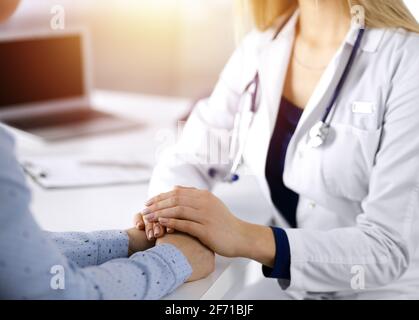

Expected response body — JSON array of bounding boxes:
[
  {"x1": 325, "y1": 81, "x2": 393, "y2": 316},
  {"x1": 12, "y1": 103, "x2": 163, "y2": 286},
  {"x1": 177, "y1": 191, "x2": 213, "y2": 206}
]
[{"x1": 13, "y1": 90, "x2": 274, "y2": 300}]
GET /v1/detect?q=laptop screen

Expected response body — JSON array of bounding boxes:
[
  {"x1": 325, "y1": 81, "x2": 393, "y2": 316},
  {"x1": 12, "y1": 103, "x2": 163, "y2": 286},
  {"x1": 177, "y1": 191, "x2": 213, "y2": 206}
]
[{"x1": 0, "y1": 34, "x2": 85, "y2": 109}]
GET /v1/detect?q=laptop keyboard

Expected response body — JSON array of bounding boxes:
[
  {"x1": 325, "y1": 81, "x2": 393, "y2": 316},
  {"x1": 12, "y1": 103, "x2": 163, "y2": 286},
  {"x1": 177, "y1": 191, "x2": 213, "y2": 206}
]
[
  {"x1": 4, "y1": 108, "x2": 144, "y2": 141},
  {"x1": 4, "y1": 108, "x2": 113, "y2": 130}
]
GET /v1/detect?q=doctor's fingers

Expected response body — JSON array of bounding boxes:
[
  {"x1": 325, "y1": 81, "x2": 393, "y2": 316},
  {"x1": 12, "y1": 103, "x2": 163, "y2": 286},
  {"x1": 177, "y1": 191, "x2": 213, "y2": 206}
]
[
  {"x1": 145, "y1": 206, "x2": 201, "y2": 224},
  {"x1": 144, "y1": 222, "x2": 154, "y2": 240},
  {"x1": 145, "y1": 187, "x2": 200, "y2": 207},
  {"x1": 133, "y1": 213, "x2": 145, "y2": 230},
  {"x1": 133, "y1": 212, "x2": 163, "y2": 237},
  {"x1": 153, "y1": 223, "x2": 164, "y2": 238},
  {"x1": 158, "y1": 218, "x2": 205, "y2": 240},
  {"x1": 143, "y1": 196, "x2": 201, "y2": 214},
  {"x1": 144, "y1": 222, "x2": 165, "y2": 240},
  {"x1": 143, "y1": 210, "x2": 165, "y2": 239},
  {"x1": 133, "y1": 211, "x2": 168, "y2": 236}
]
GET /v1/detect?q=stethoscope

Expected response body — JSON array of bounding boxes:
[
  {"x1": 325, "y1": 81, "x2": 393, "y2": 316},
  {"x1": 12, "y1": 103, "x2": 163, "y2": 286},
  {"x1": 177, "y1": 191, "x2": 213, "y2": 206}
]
[{"x1": 209, "y1": 27, "x2": 366, "y2": 183}]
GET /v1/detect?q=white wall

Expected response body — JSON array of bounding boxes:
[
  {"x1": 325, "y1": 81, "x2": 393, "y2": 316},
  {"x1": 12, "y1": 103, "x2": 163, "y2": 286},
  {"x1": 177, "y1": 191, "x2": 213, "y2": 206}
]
[
  {"x1": 405, "y1": 0, "x2": 419, "y2": 20},
  {"x1": 0, "y1": 0, "x2": 235, "y2": 98},
  {"x1": 1, "y1": 1, "x2": 418, "y2": 99}
]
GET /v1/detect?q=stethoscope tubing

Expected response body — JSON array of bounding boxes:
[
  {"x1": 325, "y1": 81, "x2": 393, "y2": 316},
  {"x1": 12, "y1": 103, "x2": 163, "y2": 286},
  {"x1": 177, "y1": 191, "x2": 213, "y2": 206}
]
[
  {"x1": 209, "y1": 27, "x2": 366, "y2": 183},
  {"x1": 321, "y1": 28, "x2": 365, "y2": 124}
]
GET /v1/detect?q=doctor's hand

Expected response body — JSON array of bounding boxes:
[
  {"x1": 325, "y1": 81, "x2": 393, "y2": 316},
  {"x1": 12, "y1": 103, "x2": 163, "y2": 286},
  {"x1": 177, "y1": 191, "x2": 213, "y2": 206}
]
[
  {"x1": 156, "y1": 232, "x2": 215, "y2": 282},
  {"x1": 133, "y1": 211, "x2": 173, "y2": 241},
  {"x1": 142, "y1": 186, "x2": 276, "y2": 266}
]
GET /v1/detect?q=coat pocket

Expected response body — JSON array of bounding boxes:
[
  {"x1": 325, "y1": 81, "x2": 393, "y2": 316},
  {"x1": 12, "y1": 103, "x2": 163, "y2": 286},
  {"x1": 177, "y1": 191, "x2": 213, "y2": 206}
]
[{"x1": 320, "y1": 123, "x2": 382, "y2": 201}]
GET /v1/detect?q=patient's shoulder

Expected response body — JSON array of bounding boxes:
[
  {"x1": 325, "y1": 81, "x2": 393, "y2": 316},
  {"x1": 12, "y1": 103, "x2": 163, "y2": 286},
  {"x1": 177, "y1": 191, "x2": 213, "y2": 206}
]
[
  {"x1": 0, "y1": 124, "x2": 27, "y2": 192},
  {"x1": 0, "y1": 124, "x2": 15, "y2": 153}
]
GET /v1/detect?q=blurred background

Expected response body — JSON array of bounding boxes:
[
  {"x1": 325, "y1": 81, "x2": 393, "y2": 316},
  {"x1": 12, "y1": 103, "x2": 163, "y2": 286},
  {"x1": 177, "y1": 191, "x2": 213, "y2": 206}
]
[{"x1": 1, "y1": 0, "x2": 418, "y2": 100}]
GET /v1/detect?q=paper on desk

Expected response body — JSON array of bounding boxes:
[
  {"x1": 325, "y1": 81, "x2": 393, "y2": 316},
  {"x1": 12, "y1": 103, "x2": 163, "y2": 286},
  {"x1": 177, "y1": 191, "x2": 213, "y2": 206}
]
[{"x1": 20, "y1": 154, "x2": 152, "y2": 189}]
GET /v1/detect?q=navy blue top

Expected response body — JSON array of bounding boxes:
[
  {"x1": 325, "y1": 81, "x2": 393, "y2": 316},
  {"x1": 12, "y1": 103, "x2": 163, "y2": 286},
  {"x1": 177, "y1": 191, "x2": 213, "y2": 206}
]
[
  {"x1": 266, "y1": 96, "x2": 303, "y2": 228},
  {"x1": 263, "y1": 97, "x2": 303, "y2": 284}
]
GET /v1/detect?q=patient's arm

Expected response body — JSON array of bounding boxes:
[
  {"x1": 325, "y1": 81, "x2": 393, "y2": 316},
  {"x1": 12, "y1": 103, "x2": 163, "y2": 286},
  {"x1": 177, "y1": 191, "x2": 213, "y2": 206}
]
[
  {"x1": 44, "y1": 228, "x2": 154, "y2": 268},
  {"x1": 0, "y1": 125, "x2": 192, "y2": 300},
  {"x1": 156, "y1": 233, "x2": 215, "y2": 282},
  {"x1": 44, "y1": 230, "x2": 130, "y2": 268}
]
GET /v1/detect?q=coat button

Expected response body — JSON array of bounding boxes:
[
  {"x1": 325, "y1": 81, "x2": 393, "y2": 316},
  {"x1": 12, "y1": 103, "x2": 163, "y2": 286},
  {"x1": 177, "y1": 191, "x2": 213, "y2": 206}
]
[{"x1": 309, "y1": 202, "x2": 316, "y2": 209}]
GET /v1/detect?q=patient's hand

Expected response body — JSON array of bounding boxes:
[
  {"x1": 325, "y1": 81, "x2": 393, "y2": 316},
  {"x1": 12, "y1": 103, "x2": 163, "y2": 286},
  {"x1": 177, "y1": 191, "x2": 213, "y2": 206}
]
[
  {"x1": 157, "y1": 233, "x2": 215, "y2": 282},
  {"x1": 125, "y1": 228, "x2": 155, "y2": 256},
  {"x1": 133, "y1": 211, "x2": 173, "y2": 241}
]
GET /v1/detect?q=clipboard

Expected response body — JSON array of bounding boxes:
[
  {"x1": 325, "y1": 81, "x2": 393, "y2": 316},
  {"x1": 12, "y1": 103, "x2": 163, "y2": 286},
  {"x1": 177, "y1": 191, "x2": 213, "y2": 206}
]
[{"x1": 20, "y1": 154, "x2": 152, "y2": 189}]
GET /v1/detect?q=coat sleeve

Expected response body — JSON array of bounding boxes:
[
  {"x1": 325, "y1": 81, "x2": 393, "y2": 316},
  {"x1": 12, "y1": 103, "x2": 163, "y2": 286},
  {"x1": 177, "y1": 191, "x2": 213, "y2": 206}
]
[
  {"x1": 148, "y1": 32, "x2": 261, "y2": 197},
  {"x1": 284, "y1": 39, "x2": 419, "y2": 292}
]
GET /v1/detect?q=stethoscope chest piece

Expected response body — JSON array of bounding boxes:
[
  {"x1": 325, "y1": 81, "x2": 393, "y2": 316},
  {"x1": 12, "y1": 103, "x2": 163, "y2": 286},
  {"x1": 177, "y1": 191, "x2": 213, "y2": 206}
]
[{"x1": 307, "y1": 121, "x2": 330, "y2": 148}]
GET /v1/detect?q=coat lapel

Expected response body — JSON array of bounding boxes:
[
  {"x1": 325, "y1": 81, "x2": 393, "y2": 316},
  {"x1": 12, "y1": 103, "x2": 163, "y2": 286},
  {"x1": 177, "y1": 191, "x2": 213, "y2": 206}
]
[
  {"x1": 287, "y1": 26, "x2": 386, "y2": 156},
  {"x1": 244, "y1": 11, "x2": 386, "y2": 199},
  {"x1": 242, "y1": 12, "x2": 298, "y2": 200},
  {"x1": 257, "y1": 11, "x2": 298, "y2": 133}
]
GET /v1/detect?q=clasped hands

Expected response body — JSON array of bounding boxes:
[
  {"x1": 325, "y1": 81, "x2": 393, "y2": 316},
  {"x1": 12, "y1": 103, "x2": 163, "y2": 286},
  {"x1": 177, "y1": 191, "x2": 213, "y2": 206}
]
[
  {"x1": 126, "y1": 224, "x2": 215, "y2": 283},
  {"x1": 132, "y1": 186, "x2": 276, "y2": 278}
]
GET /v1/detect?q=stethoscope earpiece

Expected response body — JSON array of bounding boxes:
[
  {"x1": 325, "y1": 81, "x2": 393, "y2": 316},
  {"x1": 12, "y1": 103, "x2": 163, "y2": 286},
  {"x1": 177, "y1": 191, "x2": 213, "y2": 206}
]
[
  {"x1": 208, "y1": 168, "x2": 217, "y2": 179},
  {"x1": 229, "y1": 174, "x2": 240, "y2": 183},
  {"x1": 208, "y1": 168, "x2": 240, "y2": 183}
]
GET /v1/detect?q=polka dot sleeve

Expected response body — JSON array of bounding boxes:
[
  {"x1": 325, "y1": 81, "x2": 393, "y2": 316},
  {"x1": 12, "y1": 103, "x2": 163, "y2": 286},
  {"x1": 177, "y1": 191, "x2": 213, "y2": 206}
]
[
  {"x1": 46, "y1": 230, "x2": 129, "y2": 268},
  {"x1": 0, "y1": 126, "x2": 192, "y2": 300},
  {"x1": 81, "y1": 243, "x2": 192, "y2": 300}
]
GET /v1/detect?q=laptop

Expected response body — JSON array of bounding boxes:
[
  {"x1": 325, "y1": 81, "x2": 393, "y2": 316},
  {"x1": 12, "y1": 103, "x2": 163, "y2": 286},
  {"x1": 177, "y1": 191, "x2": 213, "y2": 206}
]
[{"x1": 0, "y1": 29, "x2": 143, "y2": 141}]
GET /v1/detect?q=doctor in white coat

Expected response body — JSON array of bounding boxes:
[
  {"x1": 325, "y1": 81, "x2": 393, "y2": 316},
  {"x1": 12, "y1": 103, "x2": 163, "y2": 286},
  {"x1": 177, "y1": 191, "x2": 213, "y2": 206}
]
[{"x1": 137, "y1": 0, "x2": 419, "y2": 299}]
